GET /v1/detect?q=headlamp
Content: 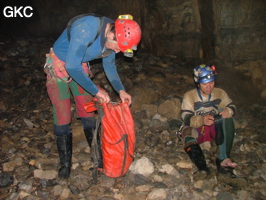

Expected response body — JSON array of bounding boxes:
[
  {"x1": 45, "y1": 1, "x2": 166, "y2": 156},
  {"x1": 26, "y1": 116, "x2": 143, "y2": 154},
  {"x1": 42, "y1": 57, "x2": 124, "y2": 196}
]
[
  {"x1": 118, "y1": 14, "x2": 133, "y2": 20},
  {"x1": 198, "y1": 73, "x2": 215, "y2": 81},
  {"x1": 124, "y1": 49, "x2": 133, "y2": 57}
]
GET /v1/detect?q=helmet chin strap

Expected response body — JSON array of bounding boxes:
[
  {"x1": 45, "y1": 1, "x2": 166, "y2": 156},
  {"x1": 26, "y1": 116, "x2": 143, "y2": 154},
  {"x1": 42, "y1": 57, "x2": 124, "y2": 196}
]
[
  {"x1": 104, "y1": 24, "x2": 114, "y2": 43},
  {"x1": 105, "y1": 24, "x2": 119, "y2": 46},
  {"x1": 107, "y1": 39, "x2": 118, "y2": 44}
]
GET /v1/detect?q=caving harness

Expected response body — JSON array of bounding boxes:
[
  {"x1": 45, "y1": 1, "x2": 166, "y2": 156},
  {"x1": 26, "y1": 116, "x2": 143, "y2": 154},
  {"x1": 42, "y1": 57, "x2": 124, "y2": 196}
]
[{"x1": 44, "y1": 14, "x2": 104, "y2": 82}]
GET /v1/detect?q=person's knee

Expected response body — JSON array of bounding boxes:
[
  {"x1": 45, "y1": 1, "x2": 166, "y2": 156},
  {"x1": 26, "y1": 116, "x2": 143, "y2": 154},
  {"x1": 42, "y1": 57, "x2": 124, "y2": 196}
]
[
  {"x1": 184, "y1": 136, "x2": 197, "y2": 144},
  {"x1": 180, "y1": 126, "x2": 198, "y2": 139},
  {"x1": 224, "y1": 117, "x2": 234, "y2": 126},
  {"x1": 81, "y1": 117, "x2": 96, "y2": 129},
  {"x1": 54, "y1": 124, "x2": 70, "y2": 136}
]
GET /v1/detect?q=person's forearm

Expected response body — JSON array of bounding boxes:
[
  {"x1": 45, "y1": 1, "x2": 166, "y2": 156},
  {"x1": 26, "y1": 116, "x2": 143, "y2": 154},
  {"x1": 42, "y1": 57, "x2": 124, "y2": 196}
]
[{"x1": 67, "y1": 68, "x2": 99, "y2": 95}]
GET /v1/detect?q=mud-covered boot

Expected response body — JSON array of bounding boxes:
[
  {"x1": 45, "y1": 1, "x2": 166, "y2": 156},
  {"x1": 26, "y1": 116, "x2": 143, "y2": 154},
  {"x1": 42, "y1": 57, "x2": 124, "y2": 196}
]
[
  {"x1": 56, "y1": 134, "x2": 72, "y2": 178},
  {"x1": 185, "y1": 143, "x2": 208, "y2": 171},
  {"x1": 185, "y1": 143, "x2": 210, "y2": 180},
  {"x1": 214, "y1": 114, "x2": 224, "y2": 145},
  {"x1": 84, "y1": 128, "x2": 94, "y2": 148},
  {"x1": 97, "y1": 147, "x2": 103, "y2": 169}
]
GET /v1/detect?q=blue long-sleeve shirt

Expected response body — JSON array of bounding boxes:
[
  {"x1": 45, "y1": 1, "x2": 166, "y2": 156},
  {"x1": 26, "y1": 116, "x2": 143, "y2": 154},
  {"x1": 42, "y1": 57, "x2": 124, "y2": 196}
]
[{"x1": 53, "y1": 15, "x2": 125, "y2": 95}]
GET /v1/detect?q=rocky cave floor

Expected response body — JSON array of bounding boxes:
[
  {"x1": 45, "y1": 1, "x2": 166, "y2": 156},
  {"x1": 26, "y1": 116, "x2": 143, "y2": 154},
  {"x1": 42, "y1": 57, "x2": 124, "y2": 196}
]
[{"x1": 0, "y1": 36, "x2": 266, "y2": 200}]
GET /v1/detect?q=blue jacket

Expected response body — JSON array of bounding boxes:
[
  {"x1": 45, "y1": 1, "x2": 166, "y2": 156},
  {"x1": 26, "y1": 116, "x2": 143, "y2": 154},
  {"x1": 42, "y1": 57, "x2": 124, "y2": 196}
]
[{"x1": 53, "y1": 15, "x2": 125, "y2": 95}]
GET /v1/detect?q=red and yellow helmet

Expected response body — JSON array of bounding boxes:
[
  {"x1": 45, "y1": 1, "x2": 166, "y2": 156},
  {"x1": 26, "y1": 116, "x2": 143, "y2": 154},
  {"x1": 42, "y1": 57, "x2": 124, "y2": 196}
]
[{"x1": 115, "y1": 15, "x2": 141, "y2": 56}]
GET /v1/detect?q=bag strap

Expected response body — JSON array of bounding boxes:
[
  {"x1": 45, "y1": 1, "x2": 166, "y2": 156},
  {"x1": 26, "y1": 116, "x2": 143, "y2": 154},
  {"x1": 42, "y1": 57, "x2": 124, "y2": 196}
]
[
  {"x1": 113, "y1": 134, "x2": 129, "y2": 176},
  {"x1": 67, "y1": 13, "x2": 104, "y2": 47},
  {"x1": 91, "y1": 101, "x2": 104, "y2": 185}
]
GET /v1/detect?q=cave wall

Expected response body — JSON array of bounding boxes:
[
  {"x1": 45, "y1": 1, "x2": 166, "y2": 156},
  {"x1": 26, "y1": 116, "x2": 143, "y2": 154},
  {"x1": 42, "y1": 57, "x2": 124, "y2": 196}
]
[
  {"x1": 141, "y1": 0, "x2": 202, "y2": 60},
  {"x1": 139, "y1": 0, "x2": 266, "y2": 63},
  {"x1": 213, "y1": 0, "x2": 266, "y2": 62},
  {"x1": 28, "y1": 0, "x2": 143, "y2": 38},
  {"x1": 2, "y1": 0, "x2": 264, "y2": 63}
]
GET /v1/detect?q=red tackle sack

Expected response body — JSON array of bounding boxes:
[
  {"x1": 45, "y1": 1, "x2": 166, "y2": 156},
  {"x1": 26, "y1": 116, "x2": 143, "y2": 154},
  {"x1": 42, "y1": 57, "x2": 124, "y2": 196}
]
[
  {"x1": 101, "y1": 102, "x2": 135, "y2": 178},
  {"x1": 84, "y1": 100, "x2": 135, "y2": 179}
]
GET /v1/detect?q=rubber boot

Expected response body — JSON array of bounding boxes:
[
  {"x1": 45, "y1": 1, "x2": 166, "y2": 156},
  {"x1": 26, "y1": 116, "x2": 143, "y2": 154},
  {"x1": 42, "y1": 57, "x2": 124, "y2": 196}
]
[
  {"x1": 185, "y1": 143, "x2": 209, "y2": 172},
  {"x1": 56, "y1": 134, "x2": 72, "y2": 178},
  {"x1": 84, "y1": 128, "x2": 94, "y2": 148},
  {"x1": 214, "y1": 114, "x2": 224, "y2": 145},
  {"x1": 84, "y1": 128, "x2": 103, "y2": 169}
]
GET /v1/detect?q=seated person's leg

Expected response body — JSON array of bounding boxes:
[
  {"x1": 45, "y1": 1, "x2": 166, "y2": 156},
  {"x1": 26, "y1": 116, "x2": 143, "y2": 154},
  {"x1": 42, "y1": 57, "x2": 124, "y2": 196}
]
[
  {"x1": 217, "y1": 118, "x2": 237, "y2": 174},
  {"x1": 180, "y1": 126, "x2": 209, "y2": 172}
]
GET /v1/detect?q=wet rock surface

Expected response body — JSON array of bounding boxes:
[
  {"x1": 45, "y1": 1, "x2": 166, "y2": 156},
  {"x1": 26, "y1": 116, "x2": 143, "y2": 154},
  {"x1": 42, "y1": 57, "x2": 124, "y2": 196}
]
[{"x1": 0, "y1": 37, "x2": 266, "y2": 200}]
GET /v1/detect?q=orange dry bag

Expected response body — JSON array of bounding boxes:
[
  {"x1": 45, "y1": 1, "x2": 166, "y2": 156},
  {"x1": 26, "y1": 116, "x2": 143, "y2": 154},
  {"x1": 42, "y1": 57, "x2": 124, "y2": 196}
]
[
  {"x1": 84, "y1": 100, "x2": 135, "y2": 182},
  {"x1": 101, "y1": 101, "x2": 135, "y2": 178}
]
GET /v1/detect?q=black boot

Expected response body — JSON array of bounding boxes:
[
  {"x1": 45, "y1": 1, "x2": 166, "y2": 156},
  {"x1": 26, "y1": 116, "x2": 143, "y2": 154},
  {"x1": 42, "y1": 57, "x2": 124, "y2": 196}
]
[
  {"x1": 56, "y1": 134, "x2": 72, "y2": 178},
  {"x1": 214, "y1": 114, "x2": 224, "y2": 145},
  {"x1": 185, "y1": 143, "x2": 209, "y2": 172},
  {"x1": 84, "y1": 128, "x2": 94, "y2": 148},
  {"x1": 84, "y1": 128, "x2": 103, "y2": 169}
]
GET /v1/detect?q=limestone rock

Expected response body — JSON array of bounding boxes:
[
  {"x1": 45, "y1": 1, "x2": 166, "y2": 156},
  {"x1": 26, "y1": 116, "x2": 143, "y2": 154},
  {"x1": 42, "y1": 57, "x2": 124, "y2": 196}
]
[
  {"x1": 176, "y1": 161, "x2": 193, "y2": 169},
  {"x1": 0, "y1": 173, "x2": 14, "y2": 188},
  {"x1": 158, "y1": 164, "x2": 179, "y2": 176},
  {"x1": 129, "y1": 87, "x2": 158, "y2": 112},
  {"x1": 158, "y1": 98, "x2": 181, "y2": 119},
  {"x1": 33, "y1": 169, "x2": 57, "y2": 180},
  {"x1": 129, "y1": 157, "x2": 154, "y2": 177},
  {"x1": 142, "y1": 104, "x2": 158, "y2": 118},
  {"x1": 146, "y1": 188, "x2": 167, "y2": 200}
]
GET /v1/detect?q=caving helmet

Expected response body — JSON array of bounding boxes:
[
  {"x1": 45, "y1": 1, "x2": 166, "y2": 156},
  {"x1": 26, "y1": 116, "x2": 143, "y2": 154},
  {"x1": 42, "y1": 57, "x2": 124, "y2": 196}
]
[
  {"x1": 115, "y1": 14, "x2": 142, "y2": 57},
  {"x1": 193, "y1": 64, "x2": 217, "y2": 84}
]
